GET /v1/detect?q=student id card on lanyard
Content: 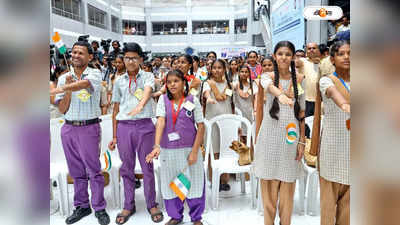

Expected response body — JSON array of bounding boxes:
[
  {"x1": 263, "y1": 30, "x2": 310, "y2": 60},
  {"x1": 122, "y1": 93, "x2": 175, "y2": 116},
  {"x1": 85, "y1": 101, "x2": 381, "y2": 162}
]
[{"x1": 168, "y1": 96, "x2": 185, "y2": 142}]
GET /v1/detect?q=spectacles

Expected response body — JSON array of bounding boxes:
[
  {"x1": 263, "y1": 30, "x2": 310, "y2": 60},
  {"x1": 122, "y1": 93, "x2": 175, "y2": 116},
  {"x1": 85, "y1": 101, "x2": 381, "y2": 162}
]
[{"x1": 123, "y1": 56, "x2": 140, "y2": 62}]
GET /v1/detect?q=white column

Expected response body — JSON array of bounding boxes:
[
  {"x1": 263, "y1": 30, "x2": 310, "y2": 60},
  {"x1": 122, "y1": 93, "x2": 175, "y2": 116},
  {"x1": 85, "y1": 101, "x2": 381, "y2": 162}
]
[
  {"x1": 145, "y1": 0, "x2": 152, "y2": 52},
  {"x1": 247, "y1": 0, "x2": 253, "y2": 46},
  {"x1": 229, "y1": 6, "x2": 235, "y2": 46},
  {"x1": 82, "y1": 0, "x2": 89, "y2": 34},
  {"x1": 107, "y1": 0, "x2": 112, "y2": 32}
]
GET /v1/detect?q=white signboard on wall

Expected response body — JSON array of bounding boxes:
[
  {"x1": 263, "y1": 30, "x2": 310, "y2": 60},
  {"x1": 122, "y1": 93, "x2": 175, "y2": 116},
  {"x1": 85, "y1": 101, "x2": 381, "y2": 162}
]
[{"x1": 271, "y1": 0, "x2": 305, "y2": 50}]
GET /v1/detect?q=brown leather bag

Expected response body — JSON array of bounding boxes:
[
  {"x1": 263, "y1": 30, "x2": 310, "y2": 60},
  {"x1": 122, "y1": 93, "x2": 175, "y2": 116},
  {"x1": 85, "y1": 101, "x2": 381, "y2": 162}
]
[{"x1": 229, "y1": 140, "x2": 252, "y2": 166}]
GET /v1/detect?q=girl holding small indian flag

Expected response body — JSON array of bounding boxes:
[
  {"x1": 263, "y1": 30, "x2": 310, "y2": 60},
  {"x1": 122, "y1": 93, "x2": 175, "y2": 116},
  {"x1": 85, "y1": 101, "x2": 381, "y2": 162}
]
[{"x1": 146, "y1": 69, "x2": 206, "y2": 225}]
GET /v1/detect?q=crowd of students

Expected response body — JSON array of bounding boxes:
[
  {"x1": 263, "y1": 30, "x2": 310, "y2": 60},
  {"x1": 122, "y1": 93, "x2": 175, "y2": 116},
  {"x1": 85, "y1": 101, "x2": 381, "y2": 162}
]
[{"x1": 49, "y1": 38, "x2": 350, "y2": 225}]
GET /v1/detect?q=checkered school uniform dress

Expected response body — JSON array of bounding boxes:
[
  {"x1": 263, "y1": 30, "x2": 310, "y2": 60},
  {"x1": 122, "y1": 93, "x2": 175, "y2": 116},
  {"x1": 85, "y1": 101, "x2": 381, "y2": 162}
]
[
  {"x1": 253, "y1": 76, "x2": 306, "y2": 182},
  {"x1": 319, "y1": 76, "x2": 350, "y2": 185}
]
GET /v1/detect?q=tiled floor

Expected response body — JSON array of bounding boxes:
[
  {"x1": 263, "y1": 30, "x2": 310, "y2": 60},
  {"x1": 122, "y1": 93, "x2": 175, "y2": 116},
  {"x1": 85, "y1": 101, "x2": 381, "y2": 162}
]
[{"x1": 50, "y1": 178, "x2": 320, "y2": 225}]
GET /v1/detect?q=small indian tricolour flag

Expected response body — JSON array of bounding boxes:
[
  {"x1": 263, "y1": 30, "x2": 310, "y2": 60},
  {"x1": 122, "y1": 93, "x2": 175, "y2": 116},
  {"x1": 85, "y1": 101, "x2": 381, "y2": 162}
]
[
  {"x1": 169, "y1": 172, "x2": 191, "y2": 201},
  {"x1": 52, "y1": 32, "x2": 67, "y2": 55}
]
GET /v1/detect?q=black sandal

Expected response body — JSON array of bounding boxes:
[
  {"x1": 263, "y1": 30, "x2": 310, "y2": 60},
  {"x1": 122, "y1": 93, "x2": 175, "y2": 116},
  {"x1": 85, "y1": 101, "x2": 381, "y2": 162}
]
[
  {"x1": 165, "y1": 218, "x2": 182, "y2": 225},
  {"x1": 115, "y1": 208, "x2": 136, "y2": 225},
  {"x1": 148, "y1": 207, "x2": 164, "y2": 223}
]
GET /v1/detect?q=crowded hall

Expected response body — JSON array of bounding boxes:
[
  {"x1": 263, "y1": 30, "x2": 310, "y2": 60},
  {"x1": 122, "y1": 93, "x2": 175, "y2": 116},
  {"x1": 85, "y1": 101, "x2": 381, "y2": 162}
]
[{"x1": 50, "y1": 0, "x2": 350, "y2": 224}]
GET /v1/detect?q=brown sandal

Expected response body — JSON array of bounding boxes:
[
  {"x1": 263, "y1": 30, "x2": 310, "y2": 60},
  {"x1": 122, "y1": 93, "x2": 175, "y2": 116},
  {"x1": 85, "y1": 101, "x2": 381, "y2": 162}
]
[
  {"x1": 193, "y1": 221, "x2": 203, "y2": 225},
  {"x1": 115, "y1": 208, "x2": 136, "y2": 225},
  {"x1": 165, "y1": 218, "x2": 182, "y2": 225},
  {"x1": 148, "y1": 207, "x2": 164, "y2": 223}
]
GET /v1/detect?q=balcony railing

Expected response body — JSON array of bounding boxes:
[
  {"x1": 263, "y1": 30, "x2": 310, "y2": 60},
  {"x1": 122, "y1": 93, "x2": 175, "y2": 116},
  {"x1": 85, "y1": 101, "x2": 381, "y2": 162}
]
[
  {"x1": 52, "y1": 7, "x2": 81, "y2": 22},
  {"x1": 88, "y1": 19, "x2": 107, "y2": 29}
]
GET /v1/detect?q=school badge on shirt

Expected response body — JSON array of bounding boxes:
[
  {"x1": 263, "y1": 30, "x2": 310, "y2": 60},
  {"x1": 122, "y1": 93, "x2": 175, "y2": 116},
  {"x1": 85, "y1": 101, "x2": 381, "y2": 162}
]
[
  {"x1": 189, "y1": 88, "x2": 199, "y2": 96},
  {"x1": 297, "y1": 83, "x2": 304, "y2": 95},
  {"x1": 225, "y1": 88, "x2": 233, "y2": 97},
  {"x1": 247, "y1": 88, "x2": 252, "y2": 95},
  {"x1": 290, "y1": 83, "x2": 304, "y2": 95},
  {"x1": 77, "y1": 89, "x2": 91, "y2": 102},
  {"x1": 134, "y1": 88, "x2": 144, "y2": 100}
]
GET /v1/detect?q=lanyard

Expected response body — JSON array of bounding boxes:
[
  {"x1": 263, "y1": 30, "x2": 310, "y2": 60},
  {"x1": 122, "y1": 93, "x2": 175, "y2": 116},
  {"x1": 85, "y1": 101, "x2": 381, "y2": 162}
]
[
  {"x1": 250, "y1": 66, "x2": 257, "y2": 75},
  {"x1": 185, "y1": 74, "x2": 195, "y2": 83},
  {"x1": 170, "y1": 95, "x2": 185, "y2": 131},
  {"x1": 333, "y1": 72, "x2": 350, "y2": 92},
  {"x1": 128, "y1": 76, "x2": 137, "y2": 94}
]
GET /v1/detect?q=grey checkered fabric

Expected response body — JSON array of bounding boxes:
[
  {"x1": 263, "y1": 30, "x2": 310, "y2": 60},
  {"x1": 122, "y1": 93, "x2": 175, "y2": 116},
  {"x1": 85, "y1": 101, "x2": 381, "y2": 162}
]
[
  {"x1": 159, "y1": 148, "x2": 204, "y2": 200},
  {"x1": 55, "y1": 67, "x2": 102, "y2": 120},
  {"x1": 111, "y1": 70, "x2": 155, "y2": 120},
  {"x1": 319, "y1": 76, "x2": 350, "y2": 185},
  {"x1": 253, "y1": 76, "x2": 306, "y2": 182}
]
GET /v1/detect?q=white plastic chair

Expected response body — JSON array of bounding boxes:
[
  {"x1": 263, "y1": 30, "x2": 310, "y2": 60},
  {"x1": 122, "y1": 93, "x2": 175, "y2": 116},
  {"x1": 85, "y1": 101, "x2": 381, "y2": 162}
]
[
  {"x1": 296, "y1": 161, "x2": 307, "y2": 215},
  {"x1": 249, "y1": 121, "x2": 260, "y2": 211},
  {"x1": 303, "y1": 115, "x2": 321, "y2": 216},
  {"x1": 305, "y1": 164, "x2": 320, "y2": 215},
  {"x1": 202, "y1": 119, "x2": 211, "y2": 211},
  {"x1": 99, "y1": 115, "x2": 119, "y2": 209},
  {"x1": 296, "y1": 116, "x2": 316, "y2": 215},
  {"x1": 305, "y1": 116, "x2": 314, "y2": 136},
  {"x1": 50, "y1": 117, "x2": 70, "y2": 216},
  {"x1": 205, "y1": 114, "x2": 255, "y2": 210},
  {"x1": 151, "y1": 117, "x2": 163, "y2": 209},
  {"x1": 234, "y1": 108, "x2": 242, "y2": 182},
  {"x1": 251, "y1": 121, "x2": 265, "y2": 214}
]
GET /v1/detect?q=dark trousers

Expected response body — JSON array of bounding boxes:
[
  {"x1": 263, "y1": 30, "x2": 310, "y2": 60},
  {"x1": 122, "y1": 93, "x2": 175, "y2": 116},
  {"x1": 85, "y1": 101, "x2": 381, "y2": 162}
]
[{"x1": 305, "y1": 101, "x2": 315, "y2": 138}]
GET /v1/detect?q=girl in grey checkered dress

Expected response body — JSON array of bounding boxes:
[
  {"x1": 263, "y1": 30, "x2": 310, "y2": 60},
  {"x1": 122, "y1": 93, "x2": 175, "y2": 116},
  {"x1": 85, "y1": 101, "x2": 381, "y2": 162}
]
[
  {"x1": 318, "y1": 40, "x2": 350, "y2": 225},
  {"x1": 253, "y1": 41, "x2": 306, "y2": 225},
  {"x1": 200, "y1": 59, "x2": 235, "y2": 192},
  {"x1": 233, "y1": 65, "x2": 258, "y2": 159},
  {"x1": 233, "y1": 65, "x2": 258, "y2": 134}
]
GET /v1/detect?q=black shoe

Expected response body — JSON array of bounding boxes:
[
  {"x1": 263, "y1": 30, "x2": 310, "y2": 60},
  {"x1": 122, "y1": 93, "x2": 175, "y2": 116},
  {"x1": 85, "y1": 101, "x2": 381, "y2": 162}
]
[
  {"x1": 219, "y1": 183, "x2": 231, "y2": 192},
  {"x1": 135, "y1": 179, "x2": 141, "y2": 189},
  {"x1": 95, "y1": 209, "x2": 110, "y2": 225},
  {"x1": 65, "y1": 206, "x2": 92, "y2": 224}
]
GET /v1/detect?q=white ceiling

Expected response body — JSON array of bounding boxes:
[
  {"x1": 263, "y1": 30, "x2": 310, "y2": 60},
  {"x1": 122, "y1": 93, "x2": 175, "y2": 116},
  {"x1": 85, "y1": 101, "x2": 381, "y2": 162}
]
[{"x1": 118, "y1": 0, "x2": 248, "y2": 8}]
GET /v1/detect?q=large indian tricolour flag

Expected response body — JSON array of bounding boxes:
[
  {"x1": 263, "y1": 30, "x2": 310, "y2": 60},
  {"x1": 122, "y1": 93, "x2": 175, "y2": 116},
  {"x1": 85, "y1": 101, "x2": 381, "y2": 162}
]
[{"x1": 169, "y1": 172, "x2": 191, "y2": 201}]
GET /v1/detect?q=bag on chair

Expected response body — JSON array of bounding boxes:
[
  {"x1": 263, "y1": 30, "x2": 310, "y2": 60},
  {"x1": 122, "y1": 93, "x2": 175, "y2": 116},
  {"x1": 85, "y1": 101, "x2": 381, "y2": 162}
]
[{"x1": 229, "y1": 141, "x2": 252, "y2": 166}]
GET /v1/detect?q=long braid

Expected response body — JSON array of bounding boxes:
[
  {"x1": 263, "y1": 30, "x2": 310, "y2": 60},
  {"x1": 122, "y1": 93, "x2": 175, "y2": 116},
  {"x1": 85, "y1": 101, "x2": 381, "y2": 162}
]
[
  {"x1": 290, "y1": 61, "x2": 301, "y2": 121},
  {"x1": 224, "y1": 69, "x2": 235, "y2": 114},
  {"x1": 199, "y1": 72, "x2": 211, "y2": 116},
  {"x1": 184, "y1": 77, "x2": 190, "y2": 97},
  {"x1": 269, "y1": 60, "x2": 280, "y2": 120},
  {"x1": 239, "y1": 73, "x2": 244, "y2": 90},
  {"x1": 249, "y1": 69, "x2": 255, "y2": 110}
]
